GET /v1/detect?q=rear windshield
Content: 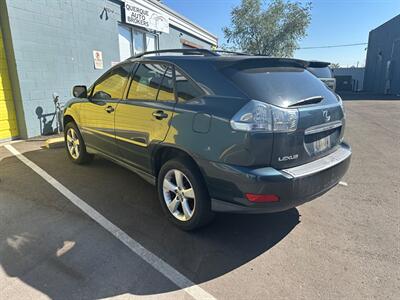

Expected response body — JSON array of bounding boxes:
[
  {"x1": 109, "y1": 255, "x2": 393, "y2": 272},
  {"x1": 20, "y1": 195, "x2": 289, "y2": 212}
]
[
  {"x1": 222, "y1": 67, "x2": 333, "y2": 107},
  {"x1": 307, "y1": 67, "x2": 333, "y2": 78}
]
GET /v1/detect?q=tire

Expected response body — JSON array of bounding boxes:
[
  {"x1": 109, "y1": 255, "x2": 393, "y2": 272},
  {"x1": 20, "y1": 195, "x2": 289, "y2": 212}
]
[
  {"x1": 64, "y1": 122, "x2": 93, "y2": 164},
  {"x1": 157, "y1": 158, "x2": 215, "y2": 231}
]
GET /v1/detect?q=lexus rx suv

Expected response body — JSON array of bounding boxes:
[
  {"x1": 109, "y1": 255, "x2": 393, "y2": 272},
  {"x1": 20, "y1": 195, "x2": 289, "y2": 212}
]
[{"x1": 63, "y1": 49, "x2": 351, "y2": 230}]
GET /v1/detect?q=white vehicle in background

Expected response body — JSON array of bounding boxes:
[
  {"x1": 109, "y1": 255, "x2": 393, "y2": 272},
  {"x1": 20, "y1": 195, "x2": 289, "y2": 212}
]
[{"x1": 307, "y1": 61, "x2": 336, "y2": 91}]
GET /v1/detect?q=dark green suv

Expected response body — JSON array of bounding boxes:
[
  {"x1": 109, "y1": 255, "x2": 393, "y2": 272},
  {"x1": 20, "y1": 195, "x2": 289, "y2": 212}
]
[{"x1": 63, "y1": 49, "x2": 351, "y2": 230}]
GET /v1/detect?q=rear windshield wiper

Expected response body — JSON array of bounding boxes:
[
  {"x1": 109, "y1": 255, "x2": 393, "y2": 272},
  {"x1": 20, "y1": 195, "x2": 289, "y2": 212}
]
[{"x1": 288, "y1": 96, "x2": 324, "y2": 107}]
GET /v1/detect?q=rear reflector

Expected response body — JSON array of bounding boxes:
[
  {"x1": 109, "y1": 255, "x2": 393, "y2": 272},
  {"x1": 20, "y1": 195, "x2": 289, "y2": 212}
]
[{"x1": 245, "y1": 193, "x2": 280, "y2": 203}]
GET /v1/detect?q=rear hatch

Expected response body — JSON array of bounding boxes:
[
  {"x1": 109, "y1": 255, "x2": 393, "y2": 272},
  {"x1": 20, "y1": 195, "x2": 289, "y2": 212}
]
[
  {"x1": 271, "y1": 101, "x2": 344, "y2": 169},
  {"x1": 221, "y1": 58, "x2": 345, "y2": 169}
]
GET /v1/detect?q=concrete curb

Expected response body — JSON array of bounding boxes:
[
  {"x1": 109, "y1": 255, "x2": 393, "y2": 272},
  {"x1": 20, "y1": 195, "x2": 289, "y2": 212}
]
[
  {"x1": 0, "y1": 139, "x2": 23, "y2": 148},
  {"x1": 44, "y1": 137, "x2": 65, "y2": 149}
]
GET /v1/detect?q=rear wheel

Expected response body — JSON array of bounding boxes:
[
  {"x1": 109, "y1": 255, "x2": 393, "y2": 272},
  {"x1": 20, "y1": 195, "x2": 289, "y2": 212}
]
[
  {"x1": 158, "y1": 158, "x2": 214, "y2": 230},
  {"x1": 64, "y1": 122, "x2": 93, "y2": 164}
]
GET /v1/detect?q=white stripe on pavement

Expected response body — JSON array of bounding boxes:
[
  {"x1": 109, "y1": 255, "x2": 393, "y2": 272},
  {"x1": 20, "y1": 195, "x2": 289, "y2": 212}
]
[{"x1": 4, "y1": 144, "x2": 216, "y2": 300}]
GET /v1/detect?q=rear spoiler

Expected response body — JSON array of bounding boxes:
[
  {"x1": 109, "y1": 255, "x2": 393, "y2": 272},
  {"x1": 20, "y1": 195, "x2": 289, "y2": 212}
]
[{"x1": 216, "y1": 57, "x2": 311, "y2": 70}]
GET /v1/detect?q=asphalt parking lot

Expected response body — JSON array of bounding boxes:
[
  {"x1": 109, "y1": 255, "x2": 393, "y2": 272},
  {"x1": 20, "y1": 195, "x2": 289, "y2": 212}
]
[{"x1": 0, "y1": 100, "x2": 399, "y2": 300}]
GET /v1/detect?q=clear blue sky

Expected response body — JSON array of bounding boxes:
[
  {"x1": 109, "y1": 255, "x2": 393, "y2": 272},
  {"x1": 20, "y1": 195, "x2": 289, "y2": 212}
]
[{"x1": 162, "y1": 0, "x2": 400, "y2": 67}]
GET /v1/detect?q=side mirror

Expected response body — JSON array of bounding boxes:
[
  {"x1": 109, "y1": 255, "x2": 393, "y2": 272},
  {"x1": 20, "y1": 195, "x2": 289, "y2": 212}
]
[{"x1": 73, "y1": 85, "x2": 87, "y2": 98}]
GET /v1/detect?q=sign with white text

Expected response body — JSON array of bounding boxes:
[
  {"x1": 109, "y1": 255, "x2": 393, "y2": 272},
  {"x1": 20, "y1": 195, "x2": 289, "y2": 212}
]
[{"x1": 125, "y1": 0, "x2": 169, "y2": 33}]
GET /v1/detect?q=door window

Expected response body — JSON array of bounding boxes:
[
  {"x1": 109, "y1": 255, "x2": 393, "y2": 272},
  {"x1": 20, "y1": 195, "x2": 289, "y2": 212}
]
[
  {"x1": 175, "y1": 69, "x2": 204, "y2": 101},
  {"x1": 127, "y1": 63, "x2": 169, "y2": 101},
  {"x1": 92, "y1": 65, "x2": 132, "y2": 100},
  {"x1": 157, "y1": 67, "x2": 175, "y2": 102}
]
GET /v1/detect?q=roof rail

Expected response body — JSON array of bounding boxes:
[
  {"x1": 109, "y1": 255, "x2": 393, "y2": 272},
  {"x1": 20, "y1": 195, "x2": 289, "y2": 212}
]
[
  {"x1": 214, "y1": 50, "x2": 250, "y2": 56},
  {"x1": 130, "y1": 48, "x2": 219, "y2": 59}
]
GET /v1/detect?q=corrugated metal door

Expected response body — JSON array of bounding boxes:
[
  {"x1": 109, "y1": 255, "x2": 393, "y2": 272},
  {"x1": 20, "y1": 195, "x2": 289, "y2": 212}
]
[
  {"x1": 335, "y1": 75, "x2": 353, "y2": 91},
  {"x1": 0, "y1": 25, "x2": 19, "y2": 141},
  {"x1": 391, "y1": 39, "x2": 400, "y2": 95}
]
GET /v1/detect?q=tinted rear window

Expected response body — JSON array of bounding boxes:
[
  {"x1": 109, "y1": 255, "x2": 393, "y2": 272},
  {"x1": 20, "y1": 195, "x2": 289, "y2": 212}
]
[{"x1": 223, "y1": 67, "x2": 333, "y2": 107}]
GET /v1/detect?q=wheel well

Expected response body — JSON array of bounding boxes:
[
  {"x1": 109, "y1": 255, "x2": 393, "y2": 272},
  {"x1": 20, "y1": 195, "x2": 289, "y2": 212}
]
[
  {"x1": 153, "y1": 147, "x2": 211, "y2": 199},
  {"x1": 63, "y1": 115, "x2": 76, "y2": 128},
  {"x1": 153, "y1": 147, "x2": 200, "y2": 177}
]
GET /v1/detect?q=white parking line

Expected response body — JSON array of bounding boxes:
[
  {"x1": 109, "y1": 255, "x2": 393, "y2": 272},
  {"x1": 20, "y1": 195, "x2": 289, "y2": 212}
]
[{"x1": 4, "y1": 144, "x2": 216, "y2": 300}]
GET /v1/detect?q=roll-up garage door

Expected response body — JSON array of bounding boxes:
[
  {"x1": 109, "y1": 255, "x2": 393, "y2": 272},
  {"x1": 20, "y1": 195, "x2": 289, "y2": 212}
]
[{"x1": 0, "y1": 25, "x2": 18, "y2": 141}]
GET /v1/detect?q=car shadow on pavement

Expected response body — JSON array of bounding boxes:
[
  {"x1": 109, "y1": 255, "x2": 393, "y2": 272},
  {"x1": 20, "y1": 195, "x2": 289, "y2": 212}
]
[{"x1": 0, "y1": 148, "x2": 300, "y2": 298}]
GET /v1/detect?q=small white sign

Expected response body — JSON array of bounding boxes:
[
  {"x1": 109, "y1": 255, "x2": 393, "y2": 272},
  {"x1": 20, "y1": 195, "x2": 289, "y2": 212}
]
[
  {"x1": 93, "y1": 50, "x2": 103, "y2": 69},
  {"x1": 125, "y1": 0, "x2": 169, "y2": 33}
]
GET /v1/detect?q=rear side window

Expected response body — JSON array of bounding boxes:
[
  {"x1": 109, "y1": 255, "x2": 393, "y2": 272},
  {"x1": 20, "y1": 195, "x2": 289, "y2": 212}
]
[
  {"x1": 223, "y1": 67, "x2": 333, "y2": 107},
  {"x1": 175, "y1": 69, "x2": 204, "y2": 101},
  {"x1": 92, "y1": 65, "x2": 131, "y2": 100},
  {"x1": 127, "y1": 63, "x2": 166, "y2": 101}
]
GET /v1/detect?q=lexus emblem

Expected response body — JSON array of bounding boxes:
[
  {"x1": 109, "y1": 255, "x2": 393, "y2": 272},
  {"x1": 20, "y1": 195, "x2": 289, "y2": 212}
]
[{"x1": 322, "y1": 110, "x2": 331, "y2": 122}]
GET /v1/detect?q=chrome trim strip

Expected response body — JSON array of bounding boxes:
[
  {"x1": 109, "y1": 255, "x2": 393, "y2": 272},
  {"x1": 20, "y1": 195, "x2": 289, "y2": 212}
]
[
  {"x1": 305, "y1": 120, "x2": 342, "y2": 135},
  {"x1": 116, "y1": 135, "x2": 147, "y2": 147},
  {"x1": 281, "y1": 145, "x2": 351, "y2": 178},
  {"x1": 83, "y1": 127, "x2": 115, "y2": 139},
  {"x1": 83, "y1": 127, "x2": 147, "y2": 147}
]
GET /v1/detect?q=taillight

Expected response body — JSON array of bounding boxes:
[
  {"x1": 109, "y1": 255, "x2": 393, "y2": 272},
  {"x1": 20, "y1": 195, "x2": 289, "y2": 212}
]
[
  {"x1": 230, "y1": 100, "x2": 298, "y2": 133},
  {"x1": 337, "y1": 94, "x2": 345, "y2": 117},
  {"x1": 337, "y1": 94, "x2": 345, "y2": 143}
]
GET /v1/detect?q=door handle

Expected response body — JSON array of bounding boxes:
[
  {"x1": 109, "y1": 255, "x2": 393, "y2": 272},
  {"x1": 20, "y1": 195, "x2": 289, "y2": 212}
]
[
  {"x1": 105, "y1": 106, "x2": 115, "y2": 113},
  {"x1": 152, "y1": 110, "x2": 168, "y2": 120}
]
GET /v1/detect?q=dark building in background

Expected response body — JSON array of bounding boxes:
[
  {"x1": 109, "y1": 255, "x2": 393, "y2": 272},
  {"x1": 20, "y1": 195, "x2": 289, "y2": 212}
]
[
  {"x1": 333, "y1": 67, "x2": 365, "y2": 92},
  {"x1": 364, "y1": 14, "x2": 400, "y2": 95}
]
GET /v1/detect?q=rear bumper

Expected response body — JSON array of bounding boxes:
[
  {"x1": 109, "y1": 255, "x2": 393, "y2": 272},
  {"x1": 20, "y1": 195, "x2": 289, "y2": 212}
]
[{"x1": 200, "y1": 143, "x2": 351, "y2": 213}]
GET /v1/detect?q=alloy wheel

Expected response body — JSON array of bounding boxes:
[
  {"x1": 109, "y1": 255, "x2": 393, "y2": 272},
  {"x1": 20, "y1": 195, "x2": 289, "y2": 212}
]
[
  {"x1": 162, "y1": 169, "x2": 196, "y2": 221},
  {"x1": 66, "y1": 128, "x2": 80, "y2": 160}
]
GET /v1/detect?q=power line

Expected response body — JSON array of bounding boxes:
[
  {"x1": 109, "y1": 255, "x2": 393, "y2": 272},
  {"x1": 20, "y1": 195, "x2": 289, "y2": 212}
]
[{"x1": 299, "y1": 42, "x2": 368, "y2": 49}]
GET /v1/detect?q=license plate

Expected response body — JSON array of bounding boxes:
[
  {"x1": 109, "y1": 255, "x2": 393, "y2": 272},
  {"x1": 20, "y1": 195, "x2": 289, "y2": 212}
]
[{"x1": 313, "y1": 136, "x2": 331, "y2": 153}]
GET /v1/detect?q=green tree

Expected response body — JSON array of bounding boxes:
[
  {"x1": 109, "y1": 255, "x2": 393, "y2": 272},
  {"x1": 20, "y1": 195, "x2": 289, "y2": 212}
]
[
  {"x1": 223, "y1": 0, "x2": 312, "y2": 57},
  {"x1": 330, "y1": 63, "x2": 340, "y2": 68}
]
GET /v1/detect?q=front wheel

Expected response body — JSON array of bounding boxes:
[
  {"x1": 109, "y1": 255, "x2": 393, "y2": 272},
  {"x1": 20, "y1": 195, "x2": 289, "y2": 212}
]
[
  {"x1": 64, "y1": 122, "x2": 93, "y2": 164},
  {"x1": 157, "y1": 158, "x2": 214, "y2": 231}
]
